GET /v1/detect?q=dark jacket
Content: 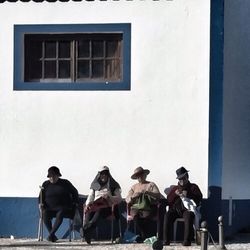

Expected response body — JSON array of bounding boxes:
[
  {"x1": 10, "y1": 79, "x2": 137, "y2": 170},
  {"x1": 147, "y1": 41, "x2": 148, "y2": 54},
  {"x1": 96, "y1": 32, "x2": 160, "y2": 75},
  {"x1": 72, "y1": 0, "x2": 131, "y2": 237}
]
[
  {"x1": 167, "y1": 181, "x2": 202, "y2": 214},
  {"x1": 39, "y1": 178, "x2": 79, "y2": 210}
]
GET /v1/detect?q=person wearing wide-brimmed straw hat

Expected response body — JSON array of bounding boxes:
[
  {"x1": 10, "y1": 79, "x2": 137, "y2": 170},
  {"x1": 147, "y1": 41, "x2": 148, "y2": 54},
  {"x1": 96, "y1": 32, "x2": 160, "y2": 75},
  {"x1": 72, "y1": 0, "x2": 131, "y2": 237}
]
[
  {"x1": 39, "y1": 166, "x2": 79, "y2": 242},
  {"x1": 163, "y1": 166, "x2": 203, "y2": 246},
  {"x1": 126, "y1": 166, "x2": 162, "y2": 241}
]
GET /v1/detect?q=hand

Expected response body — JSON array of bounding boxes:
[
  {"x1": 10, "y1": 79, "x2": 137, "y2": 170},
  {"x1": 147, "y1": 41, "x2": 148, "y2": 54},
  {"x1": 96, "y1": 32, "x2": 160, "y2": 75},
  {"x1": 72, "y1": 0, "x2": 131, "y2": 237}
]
[
  {"x1": 175, "y1": 189, "x2": 182, "y2": 196},
  {"x1": 102, "y1": 193, "x2": 110, "y2": 200},
  {"x1": 182, "y1": 190, "x2": 187, "y2": 197},
  {"x1": 85, "y1": 205, "x2": 92, "y2": 212},
  {"x1": 132, "y1": 192, "x2": 141, "y2": 198}
]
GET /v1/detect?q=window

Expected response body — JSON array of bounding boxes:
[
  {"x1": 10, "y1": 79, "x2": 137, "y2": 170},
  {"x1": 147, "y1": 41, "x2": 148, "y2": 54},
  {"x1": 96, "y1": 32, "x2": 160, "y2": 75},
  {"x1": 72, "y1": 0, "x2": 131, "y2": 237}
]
[{"x1": 14, "y1": 24, "x2": 131, "y2": 90}]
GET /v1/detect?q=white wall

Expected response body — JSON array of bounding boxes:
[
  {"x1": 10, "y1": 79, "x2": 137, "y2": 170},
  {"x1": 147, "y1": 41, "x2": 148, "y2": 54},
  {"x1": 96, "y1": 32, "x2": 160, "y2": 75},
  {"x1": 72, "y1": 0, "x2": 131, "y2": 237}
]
[
  {"x1": 223, "y1": 0, "x2": 250, "y2": 199},
  {"x1": 0, "y1": 0, "x2": 210, "y2": 198}
]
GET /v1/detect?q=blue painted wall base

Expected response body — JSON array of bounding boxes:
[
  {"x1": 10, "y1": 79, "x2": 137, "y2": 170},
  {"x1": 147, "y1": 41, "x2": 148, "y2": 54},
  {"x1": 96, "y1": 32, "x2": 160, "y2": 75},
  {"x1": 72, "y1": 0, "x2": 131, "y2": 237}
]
[{"x1": 0, "y1": 197, "x2": 249, "y2": 239}]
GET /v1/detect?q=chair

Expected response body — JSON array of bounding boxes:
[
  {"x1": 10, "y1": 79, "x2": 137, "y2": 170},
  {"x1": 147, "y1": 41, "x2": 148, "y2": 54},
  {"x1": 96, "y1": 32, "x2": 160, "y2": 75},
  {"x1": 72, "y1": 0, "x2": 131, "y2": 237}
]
[
  {"x1": 82, "y1": 202, "x2": 122, "y2": 243},
  {"x1": 37, "y1": 207, "x2": 77, "y2": 242},
  {"x1": 173, "y1": 205, "x2": 201, "y2": 243}
]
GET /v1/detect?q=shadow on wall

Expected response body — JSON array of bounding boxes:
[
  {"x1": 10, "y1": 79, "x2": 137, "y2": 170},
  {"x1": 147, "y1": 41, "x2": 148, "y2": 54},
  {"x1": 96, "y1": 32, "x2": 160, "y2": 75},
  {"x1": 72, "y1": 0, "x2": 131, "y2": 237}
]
[
  {"x1": 201, "y1": 186, "x2": 222, "y2": 240},
  {"x1": 0, "y1": 197, "x2": 85, "y2": 239}
]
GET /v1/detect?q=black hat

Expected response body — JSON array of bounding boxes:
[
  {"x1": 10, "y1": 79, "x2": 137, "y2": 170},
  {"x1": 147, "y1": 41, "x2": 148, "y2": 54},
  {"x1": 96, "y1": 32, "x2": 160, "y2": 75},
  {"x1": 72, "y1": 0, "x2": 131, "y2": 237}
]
[
  {"x1": 47, "y1": 166, "x2": 62, "y2": 177},
  {"x1": 131, "y1": 166, "x2": 150, "y2": 180},
  {"x1": 176, "y1": 166, "x2": 189, "y2": 179}
]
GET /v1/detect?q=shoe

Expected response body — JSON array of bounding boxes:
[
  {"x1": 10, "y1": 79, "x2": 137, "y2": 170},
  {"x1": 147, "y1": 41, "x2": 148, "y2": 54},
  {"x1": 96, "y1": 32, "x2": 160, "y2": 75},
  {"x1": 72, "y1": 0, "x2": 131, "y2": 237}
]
[
  {"x1": 47, "y1": 234, "x2": 58, "y2": 242},
  {"x1": 163, "y1": 241, "x2": 170, "y2": 246},
  {"x1": 182, "y1": 240, "x2": 191, "y2": 246},
  {"x1": 84, "y1": 229, "x2": 91, "y2": 245}
]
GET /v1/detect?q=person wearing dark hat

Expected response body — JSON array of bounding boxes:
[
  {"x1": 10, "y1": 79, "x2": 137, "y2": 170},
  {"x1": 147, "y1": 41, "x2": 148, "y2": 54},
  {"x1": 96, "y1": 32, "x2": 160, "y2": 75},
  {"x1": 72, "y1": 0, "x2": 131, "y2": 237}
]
[
  {"x1": 163, "y1": 166, "x2": 202, "y2": 246},
  {"x1": 82, "y1": 166, "x2": 122, "y2": 244},
  {"x1": 39, "y1": 166, "x2": 79, "y2": 242},
  {"x1": 126, "y1": 166, "x2": 162, "y2": 241}
]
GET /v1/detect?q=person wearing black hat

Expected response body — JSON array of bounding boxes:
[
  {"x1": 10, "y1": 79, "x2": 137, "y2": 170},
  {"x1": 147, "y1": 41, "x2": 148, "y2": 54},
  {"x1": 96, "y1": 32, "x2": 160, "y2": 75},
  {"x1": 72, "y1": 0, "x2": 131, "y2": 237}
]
[
  {"x1": 163, "y1": 166, "x2": 202, "y2": 246},
  {"x1": 126, "y1": 166, "x2": 162, "y2": 241},
  {"x1": 82, "y1": 166, "x2": 122, "y2": 244},
  {"x1": 39, "y1": 166, "x2": 79, "y2": 242}
]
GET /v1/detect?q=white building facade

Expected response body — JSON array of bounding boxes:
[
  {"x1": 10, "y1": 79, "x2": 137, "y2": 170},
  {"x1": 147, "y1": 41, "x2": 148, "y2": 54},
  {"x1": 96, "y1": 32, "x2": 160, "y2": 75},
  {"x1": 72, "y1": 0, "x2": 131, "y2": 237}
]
[{"x1": 0, "y1": 0, "x2": 249, "y2": 239}]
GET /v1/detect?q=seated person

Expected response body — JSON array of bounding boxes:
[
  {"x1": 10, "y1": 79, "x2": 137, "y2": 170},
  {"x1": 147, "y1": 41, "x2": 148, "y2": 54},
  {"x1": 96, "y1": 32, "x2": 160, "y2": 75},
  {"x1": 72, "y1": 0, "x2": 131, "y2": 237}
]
[
  {"x1": 163, "y1": 166, "x2": 203, "y2": 246},
  {"x1": 126, "y1": 166, "x2": 162, "y2": 241},
  {"x1": 83, "y1": 166, "x2": 122, "y2": 244},
  {"x1": 39, "y1": 166, "x2": 79, "y2": 242}
]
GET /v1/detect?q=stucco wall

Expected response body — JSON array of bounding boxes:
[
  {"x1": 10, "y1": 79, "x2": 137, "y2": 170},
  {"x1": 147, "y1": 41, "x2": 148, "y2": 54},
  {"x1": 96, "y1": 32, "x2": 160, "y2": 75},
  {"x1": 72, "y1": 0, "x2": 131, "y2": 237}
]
[{"x1": 0, "y1": 0, "x2": 210, "y2": 198}]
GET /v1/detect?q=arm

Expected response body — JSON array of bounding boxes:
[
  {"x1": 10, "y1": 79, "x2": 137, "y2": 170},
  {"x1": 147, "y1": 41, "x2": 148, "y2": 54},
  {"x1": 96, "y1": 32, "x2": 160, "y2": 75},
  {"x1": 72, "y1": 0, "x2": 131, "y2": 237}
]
[
  {"x1": 125, "y1": 185, "x2": 142, "y2": 204},
  {"x1": 109, "y1": 188, "x2": 122, "y2": 205},
  {"x1": 64, "y1": 179, "x2": 79, "y2": 205},
  {"x1": 145, "y1": 182, "x2": 161, "y2": 200},
  {"x1": 85, "y1": 189, "x2": 95, "y2": 207},
  {"x1": 189, "y1": 184, "x2": 203, "y2": 205},
  {"x1": 166, "y1": 185, "x2": 179, "y2": 205}
]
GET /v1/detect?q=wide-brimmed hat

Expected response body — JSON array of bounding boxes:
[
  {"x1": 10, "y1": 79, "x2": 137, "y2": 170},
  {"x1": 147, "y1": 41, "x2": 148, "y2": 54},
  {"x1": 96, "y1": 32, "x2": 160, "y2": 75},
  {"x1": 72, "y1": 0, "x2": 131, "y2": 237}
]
[
  {"x1": 98, "y1": 165, "x2": 110, "y2": 173},
  {"x1": 47, "y1": 166, "x2": 62, "y2": 177},
  {"x1": 131, "y1": 166, "x2": 150, "y2": 179},
  {"x1": 176, "y1": 166, "x2": 189, "y2": 179}
]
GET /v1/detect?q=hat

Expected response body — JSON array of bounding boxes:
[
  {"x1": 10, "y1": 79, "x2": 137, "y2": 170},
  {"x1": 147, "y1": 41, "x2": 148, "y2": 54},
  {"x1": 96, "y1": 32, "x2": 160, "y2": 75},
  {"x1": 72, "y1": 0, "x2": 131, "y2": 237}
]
[
  {"x1": 98, "y1": 165, "x2": 110, "y2": 173},
  {"x1": 47, "y1": 166, "x2": 62, "y2": 177},
  {"x1": 176, "y1": 166, "x2": 189, "y2": 179},
  {"x1": 131, "y1": 166, "x2": 150, "y2": 180}
]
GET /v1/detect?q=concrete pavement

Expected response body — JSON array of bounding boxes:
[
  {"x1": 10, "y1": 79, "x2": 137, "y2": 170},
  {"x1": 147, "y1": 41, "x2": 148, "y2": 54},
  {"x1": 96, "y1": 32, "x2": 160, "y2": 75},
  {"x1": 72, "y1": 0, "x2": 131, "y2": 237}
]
[{"x1": 0, "y1": 237, "x2": 250, "y2": 250}]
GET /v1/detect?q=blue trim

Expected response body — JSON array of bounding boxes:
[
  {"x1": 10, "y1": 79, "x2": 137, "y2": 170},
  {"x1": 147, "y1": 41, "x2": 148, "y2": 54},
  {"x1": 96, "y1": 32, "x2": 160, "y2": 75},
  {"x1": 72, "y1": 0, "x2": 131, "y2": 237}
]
[
  {"x1": 14, "y1": 23, "x2": 131, "y2": 91},
  {"x1": 208, "y1": 0, "x2": 224, "y2": 188}
]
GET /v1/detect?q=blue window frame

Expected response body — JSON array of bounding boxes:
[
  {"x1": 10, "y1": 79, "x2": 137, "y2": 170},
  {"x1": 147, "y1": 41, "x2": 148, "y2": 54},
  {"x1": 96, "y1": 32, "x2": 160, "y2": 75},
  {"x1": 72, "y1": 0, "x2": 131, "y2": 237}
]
[{"x1": 14, "y1": 24, "x2": 131, "y2": 91}]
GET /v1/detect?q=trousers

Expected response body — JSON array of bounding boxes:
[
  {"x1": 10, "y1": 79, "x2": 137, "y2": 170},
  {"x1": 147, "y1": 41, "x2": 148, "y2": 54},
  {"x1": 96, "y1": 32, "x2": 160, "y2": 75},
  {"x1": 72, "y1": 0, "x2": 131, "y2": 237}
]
[{"x1": 163, "y1": 209, "x2": 195, "y2": 243}]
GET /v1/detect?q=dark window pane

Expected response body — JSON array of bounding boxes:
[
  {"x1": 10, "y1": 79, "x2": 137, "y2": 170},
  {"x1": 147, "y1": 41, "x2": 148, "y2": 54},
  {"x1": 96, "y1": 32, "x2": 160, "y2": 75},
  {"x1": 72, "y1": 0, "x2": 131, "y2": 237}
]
[
  {"x1": 59, "y1": 61, "x2": 70, "y2": 78},
  {"x1": 106, "y1": 41, "x2": 119, "y2": 57},
  {"x1": 77, "y1": 60, "x2": 89, "y2": 78},
  {"x1": 29, "y1": 41, "x2": 43, "y2": 60},
  {"x1": 29, "y1": 60, "x2": 42, "y2": 79},
  {"x1": 78, "y1": 40, "x2": 90, "y2": 58},
  {"x1": 92, "y1": 60, "x2": 104, "y2": 78},
  {"x1": 106, "y1": 59, "x2": 120, "y2": 79},
  {"x1": 92, "y1": 41, "x2": 104, "y2": 57},
  {"x1": 45, "y1": 42, "x2": 56, "y2": 58},
  {"x1": 44, "y1": 61, "x2": 56, "y2": 78},
  {"x1": 59, "y1": 41, "x2": 70, "y2": 58}
]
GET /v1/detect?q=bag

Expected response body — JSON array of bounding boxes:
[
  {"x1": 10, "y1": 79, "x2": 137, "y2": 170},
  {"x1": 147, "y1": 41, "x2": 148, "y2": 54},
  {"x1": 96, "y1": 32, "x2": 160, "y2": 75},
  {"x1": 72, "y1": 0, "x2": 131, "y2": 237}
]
[
  {"x1": 122, "y1": 229, "x2": 140, "y2": 243},
  {"x1": 131, "y1": 193, "x2": 152, "y2": 211}
]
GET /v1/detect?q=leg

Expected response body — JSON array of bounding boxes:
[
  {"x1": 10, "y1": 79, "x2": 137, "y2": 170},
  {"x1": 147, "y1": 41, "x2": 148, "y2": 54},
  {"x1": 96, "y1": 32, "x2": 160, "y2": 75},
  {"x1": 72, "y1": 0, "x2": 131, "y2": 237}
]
[
  {"x1": 158, "y1": 200, "x2": 168, "y2": 240},
  {"x1": 42, "y1": 210, "x2": 59, "y2": 242},
  {"x1": 163, "y1": 210, "x2": 178, "y2": 245},
  {"x1": 182, "y1": 210, "x2": 195, "y2": 246},
  {"x1": 49, "y1": 208, "x2": 73, "y2": 241},
  {"x1": 42, "y1": 210, "x2": 53, "y2": 234},
  {"x1": 133, "y1": 214, "x2": 145, "y2": 240}
]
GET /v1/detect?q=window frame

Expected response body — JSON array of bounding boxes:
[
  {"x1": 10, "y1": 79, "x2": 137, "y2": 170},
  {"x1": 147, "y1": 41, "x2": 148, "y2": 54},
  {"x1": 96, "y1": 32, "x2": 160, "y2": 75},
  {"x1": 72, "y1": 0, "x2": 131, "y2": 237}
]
[{"x1": 14, "y1": 23, "x2": 131, "y2": 91}]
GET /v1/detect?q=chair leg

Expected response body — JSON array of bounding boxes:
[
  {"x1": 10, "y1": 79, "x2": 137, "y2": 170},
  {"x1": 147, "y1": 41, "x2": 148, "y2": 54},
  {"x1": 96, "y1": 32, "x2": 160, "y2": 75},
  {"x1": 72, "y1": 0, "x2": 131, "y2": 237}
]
[
  {"x1": 69, "y1": 219, "x2": 72, "y2": 242},
  {"x1": 37, "y1": 217, "x2": 43, "y2": 241},
  {"x1": 118, "y1": 219, "x2": 122, "y2": 238},
  {"x1": 173, "y1": 220, "x2": 178, "y2": 242},
  {"x1": 111, "y1": 216, "x2": 114, "y2": 243}
]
